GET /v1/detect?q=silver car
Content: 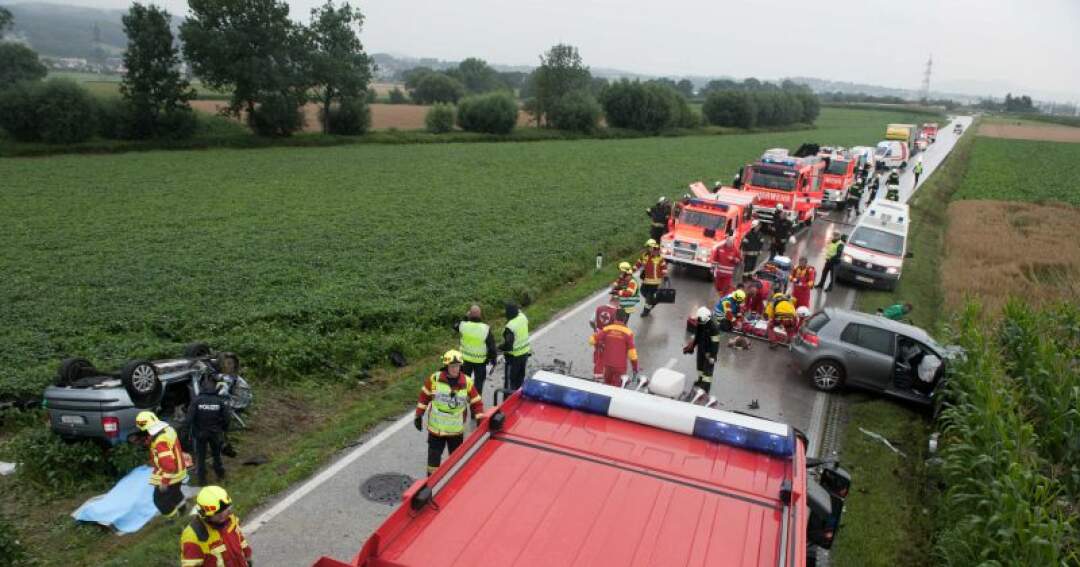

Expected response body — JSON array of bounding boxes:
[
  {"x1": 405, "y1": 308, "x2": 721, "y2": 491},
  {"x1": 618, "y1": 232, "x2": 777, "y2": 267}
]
[{"x1": 791, "y1": 308, "x2": 954, "y2": 406}]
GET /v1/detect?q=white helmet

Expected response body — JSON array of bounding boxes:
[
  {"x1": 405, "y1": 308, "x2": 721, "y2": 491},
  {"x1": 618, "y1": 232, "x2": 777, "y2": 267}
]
[
  {"x1": 696, "y1": 307, "x2": 712, "y2": 321},
  {"x1": 796, "y1": 306, "x2": 811, "y2": 318},
  {"x1": 658, "y1": 196, "x2": 667, "y2": 203}
]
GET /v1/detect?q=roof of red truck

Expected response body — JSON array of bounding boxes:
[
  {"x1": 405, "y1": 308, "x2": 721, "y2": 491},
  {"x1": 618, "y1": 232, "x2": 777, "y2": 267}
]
[{"x1": 361, "y1": 377, "x2": 805, "y2": 567}]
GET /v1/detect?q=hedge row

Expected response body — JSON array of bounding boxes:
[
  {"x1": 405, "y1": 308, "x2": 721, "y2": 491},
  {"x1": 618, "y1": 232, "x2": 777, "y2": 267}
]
[{"x1": 703, "y1": 89, "x2": 818, "y2": 129}]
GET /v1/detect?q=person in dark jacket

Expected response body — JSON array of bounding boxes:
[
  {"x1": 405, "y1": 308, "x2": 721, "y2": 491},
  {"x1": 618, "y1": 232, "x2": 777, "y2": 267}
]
[
  {"x1": 684, "y1": 307, "x2": 722, "y2": 392},
  {"x1": 770, "y1": 208, "x2": 793, "y2": 258},
  {"x1": 187, "y1": 378, "x2": 233, "y2": 486},
  {"x1": 741, "y1": 226, "x2": 764, "y2": 273},
  {"x1": 645, "y1": 197, "x2": 672, "y2": 241}
]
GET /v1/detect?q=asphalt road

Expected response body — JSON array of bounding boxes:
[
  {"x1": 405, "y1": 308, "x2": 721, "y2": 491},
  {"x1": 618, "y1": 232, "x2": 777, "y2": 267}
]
[{"x1": 247, "y1": 116, "x2": 973, "y2": 566}]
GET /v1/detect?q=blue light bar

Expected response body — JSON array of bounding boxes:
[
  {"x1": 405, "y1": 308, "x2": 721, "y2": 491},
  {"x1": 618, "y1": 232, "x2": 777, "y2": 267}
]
[
  {"x1": 522, "y1": 379, "x2": 612, "y2": 415},
  {"x1": 687, "y1": 198, "x2": 730, "y2": 210},
  {"x1": 521, "y1": 372, "x2": 795, "y2": 458}
]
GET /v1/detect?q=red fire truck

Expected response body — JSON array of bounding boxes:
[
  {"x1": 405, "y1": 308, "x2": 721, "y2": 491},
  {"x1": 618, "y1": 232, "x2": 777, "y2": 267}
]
[
  {"x1": 818, "y1": 148, "x2": 857, "y2": 209},
  {"x1": 659, "y1": 182, "x2": 756, "y2": 270},
  {"x1": 741, "y1": 147, "x2": 826, "y2": 226},
  {"x1": 312, "y1": 372, "x2": 851, "y2": 567}
]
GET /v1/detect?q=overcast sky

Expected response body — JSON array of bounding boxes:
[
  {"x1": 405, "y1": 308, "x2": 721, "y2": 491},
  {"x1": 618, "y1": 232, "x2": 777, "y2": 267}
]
[{"x1": 24, "y1": 0, "x2": 1080, "y2": 99}]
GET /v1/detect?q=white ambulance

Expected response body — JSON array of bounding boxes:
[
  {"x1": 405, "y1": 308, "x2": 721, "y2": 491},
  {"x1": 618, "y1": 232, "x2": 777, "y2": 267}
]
[{"x1": 836, "y1": 200, "x2": 911, "y2": 290}]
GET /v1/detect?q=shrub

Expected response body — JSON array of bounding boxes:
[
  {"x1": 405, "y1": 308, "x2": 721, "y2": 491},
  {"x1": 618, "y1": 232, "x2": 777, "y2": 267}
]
[
  {"x1": 248, "y1": 92, "x2": 305, "y2": 137},
  {"x1": 599, "y1": 79, "x2": 681, "y2": 133},
  {"x1": 547, "y1": 90, "x2": 601, "y2": 134},
  {"x1": 96, "y1": 96, "x2": 133, "y2": 140},
  {"x1": 703, "y1": 90, "x2": 757, "y2": 129},
  {"x1": 366, "y1": 87, "x2": 378, "y2": 103},
  {"x1": 411, "y1": 73, "x2": 465, "y2": 105},
  {"x1": 155, "y1": 107, "x2": 199, "y2": 140},
  {"x1": 27, "y1": 79, "x2": 100, "y2": 144},
  {"x1": 388, "y1": 87, "x2": 407, "y2": 104},
  {"x1": 325, "y1": 97, "x2": 371, "y2": 135},
  {"x1": 0, "y1": 42, "x2": 48, "y2": 86},
  {"x1": 673, "y1": 95, "x2": 700, "y2": 128},
  {"x1": 0, "y1": 515, "x2": 27, "y2": 566},
  {"x1": 10, "y1": 428, "x2": 109, "y2": 494},
  {"x1": 0, "y1": 82, "x2": 42, "y2": 141},
  {"x1": 425, "y1": 103, "x2": 455, "y2": 133},
  {"x1": 456, "y1": 92, "x2": 517, "y2": 134}
]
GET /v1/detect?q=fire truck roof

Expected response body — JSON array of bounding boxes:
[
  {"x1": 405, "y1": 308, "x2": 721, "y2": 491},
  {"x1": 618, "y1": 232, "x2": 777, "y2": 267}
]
[{"x1": 361, "y1": 375, "x2": 804, "y2": 567}]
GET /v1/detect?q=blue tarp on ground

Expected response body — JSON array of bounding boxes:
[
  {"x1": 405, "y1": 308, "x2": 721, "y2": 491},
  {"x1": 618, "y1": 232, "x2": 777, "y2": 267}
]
[{"x1": 72, "y1": 465, "x2": 159, "y2": 534}]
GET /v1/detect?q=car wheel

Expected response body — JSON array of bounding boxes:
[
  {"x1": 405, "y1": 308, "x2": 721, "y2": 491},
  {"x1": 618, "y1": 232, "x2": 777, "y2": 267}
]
[
  {"x1": 56, "y1": 357, "x2": 94, "y2": 386},
  {"x1": 809, "y1": 360, "x2": 844, "y2": 392},
  {"x1": 183, "y1": 342, "x2": 211, "y2": 358},
  {"x1": 121, "y1": 359, "x2": 162, "y2": 409}
]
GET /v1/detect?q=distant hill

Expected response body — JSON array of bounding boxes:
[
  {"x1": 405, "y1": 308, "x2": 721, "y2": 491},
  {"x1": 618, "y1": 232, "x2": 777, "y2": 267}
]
[{"x1": 4, "y1": 3, "x2": 123, "y2": 59}]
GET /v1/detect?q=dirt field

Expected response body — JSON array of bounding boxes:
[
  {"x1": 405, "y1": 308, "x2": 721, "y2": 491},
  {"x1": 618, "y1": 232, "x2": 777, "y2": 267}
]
[
  {"x1": 942, "y1": 200, "x2": 1080, "y2": 312},
  {"x1": 190, "y1": 100, "x2": 534, "y2": 132},
  {"x1": 978, "y1": 121, "x2": 1080, "y2": 143}
]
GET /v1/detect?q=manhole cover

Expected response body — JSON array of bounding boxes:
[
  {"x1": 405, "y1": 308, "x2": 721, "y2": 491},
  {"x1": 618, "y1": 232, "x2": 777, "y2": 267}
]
[{"x1": 361, "y1": 473, "x2": 415, "y2": 505}]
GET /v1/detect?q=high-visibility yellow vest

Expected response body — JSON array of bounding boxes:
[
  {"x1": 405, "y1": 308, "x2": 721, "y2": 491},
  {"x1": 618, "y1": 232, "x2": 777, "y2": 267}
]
[
  {"x1": 458, "y1": 321, "x2": 490, "y2": 364},
  {"x1": 179, "y1": 515, "x2": 250, "y2": 567},
  {"x1": 149, "y1": 426, "x2": 187, "y2": 486},
  {"x1": 825, "y1": 240, "x2": 842, "y2": 260},
  {"x1": 505, "y1": 313, "x2": 531, "y2": 356},
  {"x1": 427, "y1": 373, "x2": 476, "y2": 436}
]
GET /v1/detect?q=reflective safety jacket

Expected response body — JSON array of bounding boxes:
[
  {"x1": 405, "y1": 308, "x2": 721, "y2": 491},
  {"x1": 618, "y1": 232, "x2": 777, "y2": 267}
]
[
  {"x1": 824, "y1": 240, "x2": 843, "y2": 261},
  {"x1": 180, "y1": 514, "x2": 251, "y2": 567},
  {"x1": 634, "y1": 252, "x2": 668, "y2": 285},
  {"x1": 457, "y1": 320, "x2": 494, "y2": 364},
  {"x1": 766, "y1": 294, "x2": 797, "y2": 320},
  {"x1": 710, "y1": 244, "x2": 742, "y2": 276},
  {"x1": 501, "y1": 312, "x2": 531, "y2": 357},
  {"x1": 416, "y1": 371, "x2": 484, "y2": 437},
  {"x1": 715, "y1": 293, "x2": 742, "y2": 321},
  {"x1": 590, "y1": 323, "x2": 639, "y2": 374},
  {"x1": 790, "y1": 265, "x2": 816, "y2": 289},
  {"x1": 149, "y1": 425, "x2": 186, "y2": 487},
  {"x1": 612, "y1": 276, "x2": 641, "y2": 312}
]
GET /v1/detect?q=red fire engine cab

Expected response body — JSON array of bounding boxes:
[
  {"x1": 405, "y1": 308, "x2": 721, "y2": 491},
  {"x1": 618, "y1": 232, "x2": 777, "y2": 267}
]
[
  {"x1": 313, "y1": 371, "x2": 851, "y2": 567},
  {"x1": 659, "y1": 182, "x2": 756, "y2": 270},
  {"x1": 818, "y1": 147, "x2": 857, "y2": 209},
  {"x1": 741, "y1": 147, "x2": 826, "y2": 226}
]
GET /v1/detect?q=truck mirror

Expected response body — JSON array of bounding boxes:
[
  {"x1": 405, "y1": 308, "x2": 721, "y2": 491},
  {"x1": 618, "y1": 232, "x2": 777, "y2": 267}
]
[{"x1": 820, "y1": 464, "x2": 852, "y2": 499}]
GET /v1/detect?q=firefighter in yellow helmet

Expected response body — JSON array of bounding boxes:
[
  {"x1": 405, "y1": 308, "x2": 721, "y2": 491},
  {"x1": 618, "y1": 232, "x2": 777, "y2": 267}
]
[
  {"x1": 134, "y1": 410, "x2": 188, "y2": 517},
  {"x1": 766, "y1": 292, "x2": 798, "y2": 349},
  {"x1": 415, "y1": 350, "x2": 486, "y2": 475},
  {"x1": 180, "y1": 486, "x2": 252, "y2": 567},
  {"x1": 611, "y1": 261, "x2": 641, "y2": 321},
  {"x1": 634, "y1": 239, "x2": 669, "y2": 318}
]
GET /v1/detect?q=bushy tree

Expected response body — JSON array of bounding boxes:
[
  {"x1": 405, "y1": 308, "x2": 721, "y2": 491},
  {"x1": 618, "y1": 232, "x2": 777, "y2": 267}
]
[
  {"x1": 324, "y1": 96, "x2": 370, "y2": 135},
  {"x1": 0, "y1": 6, "x2": 12, "y2": 39},
  {"x1": 307, "y1": 1, "x2": 372, "y2": 134},
  {"x1": 600, "y1": 79, "x2": 683, "y2": 133},
  {"x1": 411, "y1": 73, "x2": 464, "y2": 104},
  {"x1": 547, "y1": 90, "x2": 601, "y2": 133},
  {"x1": 35, "y1": 79, "x2": 99, "y2": 143},
  {"x1": 456, "y1": 91, "x2": 517, "y2": 134},
  {"x1": 530, "y1": 44, "x2": 591, "y2": 126},
  {"x1": 401, "y1": 66, "x2": 434, "y2": 90},
  {"x1": 455, "y1": 57, "x2": 503, "y2": 94},
  {"x1": 425, "y1": 103, "x2": 455, "y2": 133},
  {"x1": 388, "y1": 87, "x2": 407, "y2": 104},
  {"x1": 181, "y1": 0, "x2": 309, "y2": 134},
  {"x1": 0, "y1": 82, "x2": 41, "y2": 140},
  {"x1": 794, "y1": 90, "x2": 819, "y2": 123},
  {"x1": 120, "y1": 3, "x2": 196, "y2": 139},
  {"x1": 0, "y1": 43, "x2": 48, "y2": 87},
  {"x1": 703, "y1": 90, "x2": 757, "y2": 128},
  {"x1": 676, "y1": 79, "x2": 695, "y2": 98},
  {"x1": 497, "y1": 71, "x2": 527, "y2": 91}
]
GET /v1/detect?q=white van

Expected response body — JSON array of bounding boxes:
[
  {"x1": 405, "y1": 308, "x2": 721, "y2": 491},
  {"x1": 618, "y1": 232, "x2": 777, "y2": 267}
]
[
  {"x1": 836, "y1": 200, "x2": 910, "y2": 290},
  {"x1": 874, "y1": 140, "x2": 909, "y2": 170}
]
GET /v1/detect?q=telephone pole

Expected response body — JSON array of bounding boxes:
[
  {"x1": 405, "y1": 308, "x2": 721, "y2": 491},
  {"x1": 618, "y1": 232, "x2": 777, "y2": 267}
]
[{"x1": 920, "y1": 54, "x2": 932, "y2": 103}]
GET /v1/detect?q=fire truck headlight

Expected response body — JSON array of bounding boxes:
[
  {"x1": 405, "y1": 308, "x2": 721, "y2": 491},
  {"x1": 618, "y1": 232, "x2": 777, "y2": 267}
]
[
  {"x1": 696, "y1": 247, "x2": 711, "y2": 261},
  {"x1": 842, "y1": 254, "x2": 853, "y2": 264}
]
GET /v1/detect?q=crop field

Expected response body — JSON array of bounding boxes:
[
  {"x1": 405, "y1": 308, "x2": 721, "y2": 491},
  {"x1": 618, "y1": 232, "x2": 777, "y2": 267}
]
[
  {"x1": 953, "y1": 136, "x2": 1080, "y2": 204},
  {"x1": 0, "y1": 107, "x2": 938, "y2": 402}
]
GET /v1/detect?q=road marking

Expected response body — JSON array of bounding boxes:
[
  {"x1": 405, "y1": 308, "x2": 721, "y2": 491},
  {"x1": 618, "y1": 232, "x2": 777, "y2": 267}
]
[
  {"x1": 806, "y1": 392, "x2": 827, "y2": 458},
  {"x1": 247, "y1": 285, "x2": 611, "y2": 533}
]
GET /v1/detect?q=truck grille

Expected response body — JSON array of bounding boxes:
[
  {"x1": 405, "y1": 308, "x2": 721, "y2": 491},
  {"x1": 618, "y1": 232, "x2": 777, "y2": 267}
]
[{"x1": 673, "y1": 240, "x2": 697, "y2": 260}]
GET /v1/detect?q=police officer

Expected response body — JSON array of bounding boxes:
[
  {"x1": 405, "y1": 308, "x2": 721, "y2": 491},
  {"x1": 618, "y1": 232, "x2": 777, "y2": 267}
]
[
  {"x1": 186, "y1": 378, "x2": 232, "y2": 486},
  {"x1": 454, "y1": 305, "x2": 497, "y2": 397},
  {"x1": 500, "y1": 302, "x2": 531, "y2": 391}
]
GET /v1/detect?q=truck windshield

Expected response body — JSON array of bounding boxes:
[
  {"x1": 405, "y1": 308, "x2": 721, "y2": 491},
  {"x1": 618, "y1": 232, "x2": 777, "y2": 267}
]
[
  {"x1": 825, "y1": 160, "x2": 849, "y2": 175},
  {"x1": 748, "y1": 166, "x2": 797, "y2": 191},
  {"x1": 678, "y1": 210, "x2": 726, "y2": 231},
  {"x1": 850, "y1": 227, "x2": 904, "y2": 257}
]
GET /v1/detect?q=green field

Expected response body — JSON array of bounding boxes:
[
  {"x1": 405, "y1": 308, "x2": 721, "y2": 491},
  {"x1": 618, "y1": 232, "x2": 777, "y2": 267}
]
[
  {"x1": 953, "y1": 136, "x2": 1080, "y2": 205},
  {"x1": 46, "y1": 70, "x2": 228, "y2": 100},
  {"x1": 0, "y1": 107, "x2": 937, "y2": 401}
]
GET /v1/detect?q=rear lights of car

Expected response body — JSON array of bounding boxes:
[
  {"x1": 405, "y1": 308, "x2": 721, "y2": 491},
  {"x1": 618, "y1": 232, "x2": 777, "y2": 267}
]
[
  {"x1": 102, "y1": 416, "x2": 120, "y2": 439},
  {"x1": 800, "y1": 328, "x2": 820, "y2": 347}
]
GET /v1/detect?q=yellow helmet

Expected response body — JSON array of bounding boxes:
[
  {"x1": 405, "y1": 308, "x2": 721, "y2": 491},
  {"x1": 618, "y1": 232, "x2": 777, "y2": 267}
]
[
  {"x1": 196, "y1": 485, "x2": 232, "y2": 517},
  {"x1": 134, "y1": 411, "x2": 159, "y2": 432},
  {"x1": 441, "y1": 350, "x2": 463, "y2": 365},
  {"x1": 733, "y1": 290, "x2": 747, "y2": 303},
  {"x1": 618, "y1": 261, "x2": 633, "y2": 274},
  {"x1": 645, "y1": 239, "x2": 659, "y2": 249}
]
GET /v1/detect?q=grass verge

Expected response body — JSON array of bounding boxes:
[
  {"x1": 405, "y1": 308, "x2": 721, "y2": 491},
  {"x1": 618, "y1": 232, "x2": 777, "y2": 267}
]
[{"x1": 831, "y1": 122, "x2": 979, "y2": 567}]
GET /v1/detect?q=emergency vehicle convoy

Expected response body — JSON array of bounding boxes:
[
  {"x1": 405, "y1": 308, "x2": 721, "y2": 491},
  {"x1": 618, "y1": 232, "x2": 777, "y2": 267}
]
[
  {"x1": 313, "y1": 372, "x2": 851, "y2": 567},
  {"x1": 660, "y1": 182, "x2": 755, "y2": 270},
  {"x1": 740, "y1": 146, "x2": 826, "y2": 226}
]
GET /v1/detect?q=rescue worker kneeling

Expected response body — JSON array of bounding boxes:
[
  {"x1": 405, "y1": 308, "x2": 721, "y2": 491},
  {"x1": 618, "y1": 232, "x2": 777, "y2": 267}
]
[
  {"x1": 415, "y1": 350, "x2": 485, "y2": 476},
  {"x1": 766, "y1": 293, "x2": 798, "y2": 349},
  {"x1": 134, "y1": 411, "x2": 188, "y2": 517},
  {"x1": 714, "y1": 288, "x2": 747, "y2": 332},
  {"x1": 180, "y1": 486, "x2": 252, "y2": 567}
]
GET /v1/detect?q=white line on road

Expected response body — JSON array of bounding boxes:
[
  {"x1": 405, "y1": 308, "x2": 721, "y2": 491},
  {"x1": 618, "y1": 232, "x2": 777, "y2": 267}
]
[
  {"x1": 806, "y1": 392, "x2": 827, "y2": 458},
  {"x1": 247, "y1": 286, "x2": 612, "y2": 534}
]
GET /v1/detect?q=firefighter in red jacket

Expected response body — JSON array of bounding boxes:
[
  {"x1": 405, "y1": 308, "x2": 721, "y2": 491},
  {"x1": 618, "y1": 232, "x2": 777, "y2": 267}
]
[
  {"x1": 711, "y1": 240, "x2": 742, "y2": 295},
  {"x1": 135, "y1": 411, "x2": 188, "y2": 517},
  {"x1": 611, "y1": 262, "x2": 641, "y2": 319},
  {"x1": 414, "y1": 350, "x2": 485, "y2": 475},
  {"x1": 591, "y1": 294, "x2": 622, "y2": 379},
  {"x1": 634, "y1": 239, "x2": 668, "y2": 317},
  {"x1": 789, "y1": 256, "x2": 816, "y2": 311},
  {"x1": 590, "y1": 310, "x2": 639, "y2": 386},
  {"x1": 180, "y1": 486, "x2": 252, "y2": 567}
]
